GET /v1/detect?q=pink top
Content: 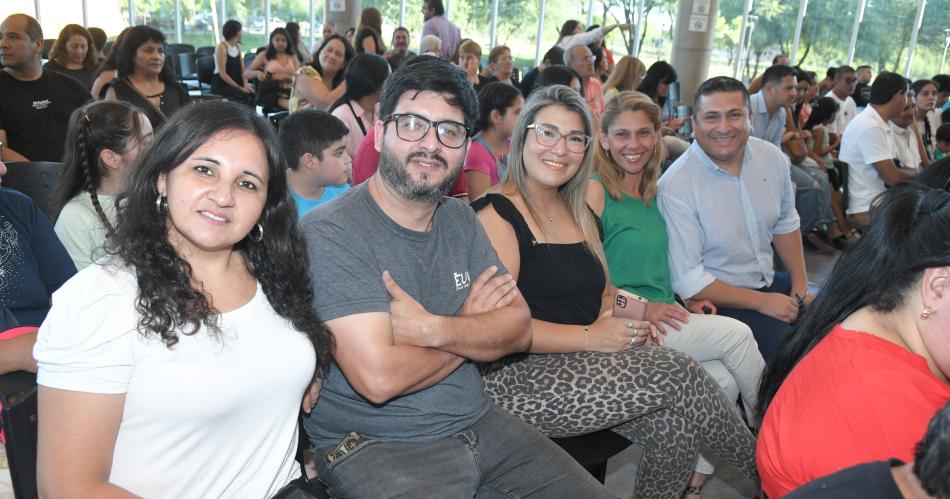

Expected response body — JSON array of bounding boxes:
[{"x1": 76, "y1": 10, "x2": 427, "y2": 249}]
[
  {"x1": 758, "y1": 325, "x2": 950, "y2": 498},
  {"x1": 585, "y1": 77, "x2": 605, "y2": 125},
  {"x1": 264, "y1": 56, "x2": 296, "y2": 80},
  {"x1": 332, "y1": 100, "x2": 376, "y2": 160},
  {"x1": 463, "y1": 136, "x2": 501, "y2": 186}
]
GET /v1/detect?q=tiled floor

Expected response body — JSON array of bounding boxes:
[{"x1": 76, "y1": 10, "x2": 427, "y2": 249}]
[{"x1": 603, "y1": 247, "x2": 840, "y2": 499}]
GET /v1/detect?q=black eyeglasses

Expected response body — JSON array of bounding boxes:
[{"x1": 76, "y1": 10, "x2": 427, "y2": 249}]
[
  {"x1": 526, "y1": 124, "x2": 591, "y2": 153},
  {"x1": 383, "y1": 113, "x2": 470, "y2": 149}
]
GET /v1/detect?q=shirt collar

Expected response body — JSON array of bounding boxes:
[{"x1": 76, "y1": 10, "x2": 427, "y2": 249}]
[
  {"x1": 750, "y1": 92, "x2": 769, "y2": 116},
  {"x1": 689, "y1": 139, "x2": 749, "y2": 177},
  {"x1": 864, "y1": 105, "x2": 888, "y2": 128}
]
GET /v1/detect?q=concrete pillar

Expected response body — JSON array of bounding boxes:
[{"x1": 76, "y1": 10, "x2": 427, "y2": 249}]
[
  {"x1": 325, "y1": 0, "x2": 361, "y2": 36},
  {"x1": 671, "y1": 0, "x2": 719, "y2": 106}
]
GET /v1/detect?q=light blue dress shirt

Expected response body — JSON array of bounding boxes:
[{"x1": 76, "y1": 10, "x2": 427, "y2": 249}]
[
  {"x1": 750, "y1": 91, "x2": 787, "y2": 147},
  {"x1": 657, "y1": 137, "x2": 800, "y2": 299}
]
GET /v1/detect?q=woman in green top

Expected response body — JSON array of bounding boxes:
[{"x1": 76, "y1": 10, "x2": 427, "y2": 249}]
[{"x1": 586, "y1": 91, "x2": 766, "y2": 498}]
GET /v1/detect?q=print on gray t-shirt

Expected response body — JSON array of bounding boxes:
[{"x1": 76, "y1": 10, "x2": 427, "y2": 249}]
[{"x1": 300, "y1": 183, "x2": 506, "y2": 450}]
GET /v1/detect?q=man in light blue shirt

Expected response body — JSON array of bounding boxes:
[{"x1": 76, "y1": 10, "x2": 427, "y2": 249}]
[
  {"x1": 750, "y1": 65, "x2": 797, "y2": 147},
  {"x1": 658, "y1": 76, "x2": 813, "y2": 360},
  {"x1": 753, "y1": 64, "x2": 840, "y2": 248}
]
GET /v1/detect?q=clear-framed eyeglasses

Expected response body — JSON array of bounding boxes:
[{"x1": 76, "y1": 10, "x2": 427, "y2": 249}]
[
  {"x1": 383, "y1": 113, "x2": 470, "y2": 149},
  {"x1": 526, "y1": 124, "x2": 591, "y2": 154}
]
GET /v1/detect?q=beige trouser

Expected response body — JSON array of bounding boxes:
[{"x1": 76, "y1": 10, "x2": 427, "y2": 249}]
[{"x1": 658, "y1": 312, "x2": 766, "y2": 475}]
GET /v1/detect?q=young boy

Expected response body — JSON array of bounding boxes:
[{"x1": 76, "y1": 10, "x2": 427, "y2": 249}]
[
  {"x1": 278, "y1": 109, "x2": 352, "y2": 219},
  {"x1": 935, "y1": 123, "x2": 950, "y2": 161}
]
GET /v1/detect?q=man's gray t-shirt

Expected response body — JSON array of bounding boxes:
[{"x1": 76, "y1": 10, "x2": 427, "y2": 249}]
[{"x1": 300, "y1": 183, "x2": 503, "y2": 450}]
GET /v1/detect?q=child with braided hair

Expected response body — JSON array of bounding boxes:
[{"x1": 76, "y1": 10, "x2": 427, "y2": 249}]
[{"x1": 54, "y1": 100, "x2": 153, "y2": 269}]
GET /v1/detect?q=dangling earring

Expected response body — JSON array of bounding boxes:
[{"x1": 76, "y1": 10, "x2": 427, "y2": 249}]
[
  {"x1": 155, "y1": 195, "x2": 168, "y2": 214},
  {"x1": 249, "y1": 223, "x2": 264, "y2": 243},
  {"x1": 921, "y1": 306, "x2": 934, "y2": 320}
]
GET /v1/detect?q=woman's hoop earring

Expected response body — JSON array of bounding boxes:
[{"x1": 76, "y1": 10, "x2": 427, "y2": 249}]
[
  {"x1": 921, "y1": 306, "x2": 934, "y2": 320},
  {"x1": 249, "y1": 223, "x2": 264, "y2": 243},
  {"x1": 155, "y1": 195, "x2": 168, "y2": 214}
]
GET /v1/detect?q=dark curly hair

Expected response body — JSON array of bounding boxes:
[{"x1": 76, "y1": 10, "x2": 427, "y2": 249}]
[
  {"x1": 110, "y1": 100, "x2": 333, "y2": 379},
  {"x1": 115, "y1": 25, "x2": 176, "y2": 83},
  {"x1": 914, "y1": 401, "x2": 950, "y2": 497},
  {"x1": 57, "y1": 100, "x2": 147, "y2": 237}
]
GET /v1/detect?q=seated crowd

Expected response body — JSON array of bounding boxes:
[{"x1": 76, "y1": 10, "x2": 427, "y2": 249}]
[{"x1": 1, "y1": 5, "x2": 949, "y2": 498}]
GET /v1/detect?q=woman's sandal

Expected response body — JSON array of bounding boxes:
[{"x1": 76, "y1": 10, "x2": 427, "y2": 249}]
[{"x1": 683, "y1": 483, "x2": 705, "y2": 498}]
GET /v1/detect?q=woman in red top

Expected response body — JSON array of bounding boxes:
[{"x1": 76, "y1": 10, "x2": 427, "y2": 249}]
[{"x1": 756, "y1": 183, "x2": 950, "y2": 497}]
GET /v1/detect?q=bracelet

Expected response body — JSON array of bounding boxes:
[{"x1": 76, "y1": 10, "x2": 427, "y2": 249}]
[{"x1": 583, "y1": 325, "x2": 591, "y2": 352}]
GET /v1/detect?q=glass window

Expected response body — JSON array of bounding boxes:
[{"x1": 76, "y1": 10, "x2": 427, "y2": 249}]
[
  {"x1": 270, "y1": 0, "x2": 316, "y2": 58},
  {"x1": 179, "y1": 0, "x2": 217, "y2": 49}
]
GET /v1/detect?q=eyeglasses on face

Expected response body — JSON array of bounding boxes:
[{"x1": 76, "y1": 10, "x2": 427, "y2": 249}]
[
  {"x1": 383, "y1": 113, "x2": 470, "y2": 149},
  {"x1": 526, "y1": 124, "x2": 591, "y2": 153}
]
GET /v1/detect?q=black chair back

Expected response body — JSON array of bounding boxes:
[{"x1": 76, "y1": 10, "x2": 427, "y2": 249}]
[
  {"x1": 3, "y1": 162, "x2": 64, "y2": 223},
  {"x1": 0, "y1": 371, "x2": 38, "y2": 499},
  {"x1": 178, "y1": 52, "x2": 198, "y2": 80},
  {"x1": 552, "y1": 431, "x2": 632, "y2": 483},
  {"x1": 196, "y1": 55, "x2": 215, "y2": 89},
  {"x1": 196, "y1": 46, "x2": 216, "y2": 57},
  {"x1": 834, "y1": 160, "x2": 850, "y2": 211},
  {"x1": 244, "y1": 51, "x2": 258, "y2": 69},
  {"x1": 167, "y1": 43, "x2": 195, "y2": 55}
]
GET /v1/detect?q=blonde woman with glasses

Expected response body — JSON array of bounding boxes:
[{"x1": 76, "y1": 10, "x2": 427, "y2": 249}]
[{"x1": 472, "y1": 85, "x2": 757, "y2": 498}]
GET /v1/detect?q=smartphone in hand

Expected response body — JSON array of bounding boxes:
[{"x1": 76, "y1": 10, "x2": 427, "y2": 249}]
[{"x1": 613, "y1": 289, "x2": 648, "y2": 321}]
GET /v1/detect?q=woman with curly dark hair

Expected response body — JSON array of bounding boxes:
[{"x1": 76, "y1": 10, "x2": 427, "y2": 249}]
[
  {"x1": 104, "y1": 25, "x2": 190, "y2": 127},
  {"x1": 35, "y1": 101, "x2": 334, "y2": 497}
]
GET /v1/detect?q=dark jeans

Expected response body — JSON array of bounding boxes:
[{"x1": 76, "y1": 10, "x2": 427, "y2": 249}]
[
  {"x1": 313, "y1": 405, "x2": 613, "y2": 499},
  {"x1": 716, "y1": 271, "x2": 793, "y2": 361}
]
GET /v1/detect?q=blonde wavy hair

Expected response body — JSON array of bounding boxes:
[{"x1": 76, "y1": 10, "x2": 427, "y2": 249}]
[
  {"x1": 593, "y1": 91, "x2": 664, "y2": 206},
  {"x1": 499, "y1": 84, "x2": 606, "y2": 269},
  {"x1": 604, "y1": 56, "x2": 646, "y2": 94}
]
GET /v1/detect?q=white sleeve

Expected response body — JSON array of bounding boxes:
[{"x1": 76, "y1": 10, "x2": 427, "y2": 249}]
[
  {"x1": 557, "y1": 28, "x2": 606, "y2": 49},
  {"x1": 34, "y1": 266, "x2": 138, "y2": 394},
  {"x1": 53, "y1": 199, "x2": 101, "y2": 271}
]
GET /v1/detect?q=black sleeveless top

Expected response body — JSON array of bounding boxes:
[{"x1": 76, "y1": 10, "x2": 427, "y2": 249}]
[
  {"x1": 471, "y1": 194, "x2": 605, "y2": 326},
  {"x1": 224, "y1": 51, "x2": 242, "y2": 84}
]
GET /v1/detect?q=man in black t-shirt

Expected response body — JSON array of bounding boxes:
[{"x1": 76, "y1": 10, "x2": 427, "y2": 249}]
[
  {"x1": 0, "y1": 14, "x2": 91, "y2": 162},
  {"x1": 852, "y1": 65, "x2": 872, "y2": 108}
]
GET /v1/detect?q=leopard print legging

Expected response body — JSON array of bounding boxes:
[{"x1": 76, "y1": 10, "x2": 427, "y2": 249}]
[{"x1": 481, "y1": 346, "x2": 757, "y2": 499}]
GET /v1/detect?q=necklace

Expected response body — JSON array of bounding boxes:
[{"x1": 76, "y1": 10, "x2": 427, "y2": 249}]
[{"x1": 145, "y1": 91, "x2": 165, "y2": 107}]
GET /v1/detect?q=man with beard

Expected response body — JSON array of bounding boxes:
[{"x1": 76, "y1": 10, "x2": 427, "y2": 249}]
[
  {"x1": 298, "y1": 58, "x2": 612, "y2": 498},
  {"x1": 384, "y1": 26, "x2": 415, "y2": 71},
  {"x1": 658, "y1": 76, "x2": 812, "y2": 361}
]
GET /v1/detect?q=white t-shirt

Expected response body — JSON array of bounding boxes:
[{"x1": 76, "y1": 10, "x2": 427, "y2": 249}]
[
  {"x1": 888, "y1": 122, "x2": 922, "y2": 171},
  {"x1": 839, "y1": 106, "x2": 894, "y2": 215},
  {"x1": 827, "y1": 92, "x2": 858, "y2": 135},
  {"x1": 53, "y1": 191, "x2": 116, "y2": 271},
  {"x1": 35, "y1": 263, "x2": 315, "y2": 498}
]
